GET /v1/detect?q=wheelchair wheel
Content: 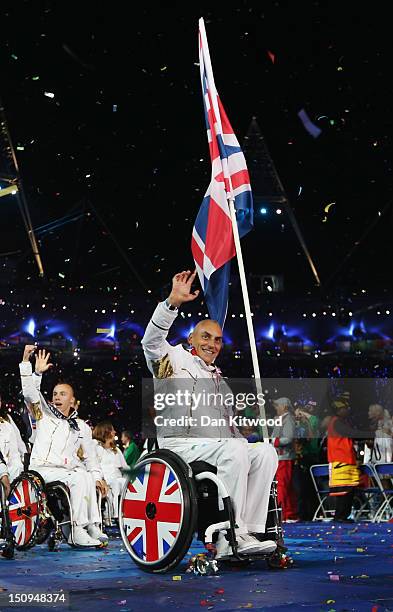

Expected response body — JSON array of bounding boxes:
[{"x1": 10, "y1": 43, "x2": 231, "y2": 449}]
[
  {"x1": 45, "y1": 483, "x2": 72, "y2": 545},
  {"x1": 119, "y1": 449, "x2": 198, "y2": 573},
  {"x1": 35, "y1": 517, "x2": 54, "y2": 545},
  {"x1": 8, "y1": 471, "x2": 45, "y2": 550}
]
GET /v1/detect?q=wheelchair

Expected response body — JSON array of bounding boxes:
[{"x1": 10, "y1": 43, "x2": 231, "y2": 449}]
[
  {"x1": 118, "y1": 449, "x2": 288, "y2": 574},
  {"x1": 7, "y1": 470, "x2": 93, "y2": 551}
]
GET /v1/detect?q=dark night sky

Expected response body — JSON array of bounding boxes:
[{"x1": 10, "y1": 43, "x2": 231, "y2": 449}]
[{"x1": 1, "y1": 0, "x2": 393, "y2": 304}]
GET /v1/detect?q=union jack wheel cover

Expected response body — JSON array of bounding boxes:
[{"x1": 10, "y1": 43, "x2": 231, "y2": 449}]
[
  {"x1": 120, "y1": 459, "x2": 184, "y2": 565},
  {"x1": 9, "y1": 477, "x2": 41, "y2": 548}
]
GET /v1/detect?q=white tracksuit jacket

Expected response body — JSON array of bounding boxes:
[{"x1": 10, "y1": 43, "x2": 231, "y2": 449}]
[
  {"x1": 141, "y1": 299, "x2": 243, "y2": 443},
  {"x1": 19, "y1": 361, "x2": 102, "y2": 479},
  {"x1": 0, "y1": 419, "x2": 23, "y2": 481}
]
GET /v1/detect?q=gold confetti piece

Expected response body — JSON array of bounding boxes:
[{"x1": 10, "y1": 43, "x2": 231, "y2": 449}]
[
  {"x1": 172, "y1": 575, "x2": 182, "y2": 581},
  {"x1": 324, "y1": 202, "x2": 335, "y2": 213},
  {"x1": 326, "y1": 600, "x2": 335, "y2": 604},
  {"x1": 96, "y1": 328, "x2": 111, "y2": 334},
  {"x1": 356, "y1": 547, "x2": 364, "y2": 552}
]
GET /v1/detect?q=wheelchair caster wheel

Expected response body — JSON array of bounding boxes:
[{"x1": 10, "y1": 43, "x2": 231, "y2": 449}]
[
  {"x1": 267, "y1": 548, "x2": 293, "y2": 569},
  {"x1": 186, "y1": 553, "x2": 219, "y2": 576},
  {"x1": 48, "y1": 534, "x2": 60, "y2": 552},
  {"x1": 1, "y1": 543, "x2": 15, "y2": 559}
]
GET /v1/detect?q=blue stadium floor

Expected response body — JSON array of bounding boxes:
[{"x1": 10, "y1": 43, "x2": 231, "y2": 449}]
[{"x1": 1, "y1": 523, "x2": 393, "y2": 611}]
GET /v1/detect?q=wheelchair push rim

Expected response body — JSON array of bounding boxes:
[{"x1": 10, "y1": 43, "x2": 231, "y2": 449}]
[
  {"x1": 119, "y1": 451, "x2": 196, "y2": 572},
  {"x1": 8, "y1": 472, "x2": 44, "y2": 550}
]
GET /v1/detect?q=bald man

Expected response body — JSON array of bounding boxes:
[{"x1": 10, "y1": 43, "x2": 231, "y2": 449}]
[
  {"x1": 20, "y1": 346, "x2": 108, "y2": 547},
  {"x1": 142, "y1": 270, "x2": 278, "y2": 559}
]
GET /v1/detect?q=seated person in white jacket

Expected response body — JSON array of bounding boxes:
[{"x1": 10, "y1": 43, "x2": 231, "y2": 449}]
[
  {"x1": 0, "y1": 412, "x2": 23, "y2": 483},
  {"x1": 141, "y1": 270, "x2": 278, "y2": 559},
  {"x1": 0, "y1": 396, "x2": 29, "y2": 465},
  {"x1": 0, "y1": 449, "x2": 10, "y2": 498},
  {"x1": 20, "y1": 345, "x2": 108, "y2": 547},
  {"x1": 92, "y1": 421, "x2": 127, "y2": 520}
]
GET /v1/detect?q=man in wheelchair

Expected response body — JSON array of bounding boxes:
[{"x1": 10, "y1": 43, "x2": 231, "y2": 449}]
[
  {"x1": 141, "y1": 270, "x2": 279, "y2": 560},
  {"x1": 0, "y1": 406, "x2": 23, "y2": 484},
  {"x1": 19, "y1": 345, "x2": 109, "y2": 547}
]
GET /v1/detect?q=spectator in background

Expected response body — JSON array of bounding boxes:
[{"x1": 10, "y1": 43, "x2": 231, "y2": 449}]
[
  {"x1": 364, "y1": 404, "x2": 392, "y2": 464},
  {"x1": 121, "y1": 430, "x2": 140, "y2": 468},
  {"x1": 271, "y1": 398, "x2": 299, "y2": 522},
  {"x1": 93, "y1": 421, "x2": 128, "y2": 520},
  {"x1": 294, "y1": 402, "x2": 321, "y2": 521},
  {"x1": 328, "y1": 399, "x2": 361, "y2": 522}
]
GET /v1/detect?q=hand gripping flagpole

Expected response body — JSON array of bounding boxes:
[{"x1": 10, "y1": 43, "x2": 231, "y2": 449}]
[{"x1": 199, "y1": 18, "x2": 269, "y2": 442}]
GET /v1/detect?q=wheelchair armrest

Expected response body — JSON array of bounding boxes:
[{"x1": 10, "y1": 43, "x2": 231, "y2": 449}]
[{"x1": 189, "y1": 461, "x2": 217, "y2": 476}]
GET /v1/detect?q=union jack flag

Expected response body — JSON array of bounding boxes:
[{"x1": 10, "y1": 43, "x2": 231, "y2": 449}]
[
  {"x1": 9, "y1": 479, "x2": 39, "y2": 546},
  {"x1": 191, "y1": 17, "x2": 253, "y2": 327},
  {"x1": 122, "y1": 462, "x2": 182, "y2": 562}
]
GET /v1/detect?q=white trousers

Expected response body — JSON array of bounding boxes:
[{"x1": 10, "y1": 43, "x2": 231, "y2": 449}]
[
  {"x1": 161, "y1": 439, "x2": 278, "y2": 534},
  {"x1": 107, "y1": 477, "x2": 126, "y2": 519},
  {"x1": 35, "y1": 466, "x2": 101, "y2": 527}
]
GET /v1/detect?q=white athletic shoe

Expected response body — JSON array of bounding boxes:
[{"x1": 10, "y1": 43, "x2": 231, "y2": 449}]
[
  {"x1": 215, "y1": 533, "x2": 277, "y2": 559},
  {"x1": 87, "y1": 524, "x2": 109, "y2": 543},
  {"x1": 70, "y1": 526, "x2": 101, "y2": 547},
  {"x1": 237, "y1": 534, "x2": 277, "y2": 555}
]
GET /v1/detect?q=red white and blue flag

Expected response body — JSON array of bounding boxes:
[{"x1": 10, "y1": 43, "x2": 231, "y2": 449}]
[
  {"x1": 121, "y1": 462, "x2": 182, "y2": 562},
  {"x1": 8, "y1": 479, "x2": 39, "y2": 546},
  {"x1": 191, "y1": 17, "x2": 253, "y2": 327}
]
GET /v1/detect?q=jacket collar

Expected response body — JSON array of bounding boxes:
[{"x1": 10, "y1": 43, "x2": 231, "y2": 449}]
[{"x1": 188, "y1": 346, "x2": 220, "y2": 374}]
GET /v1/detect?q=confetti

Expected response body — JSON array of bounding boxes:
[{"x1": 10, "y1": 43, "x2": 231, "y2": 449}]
[
  {"x1": 297, "y1": 108, "x2": 322, "y2": 138},
  {"x1": 267, "y1": 50, "x2": 275, "y2": 63},
  {"x1": 324, "y1": 202, "x2": 336, "y2": 214}
]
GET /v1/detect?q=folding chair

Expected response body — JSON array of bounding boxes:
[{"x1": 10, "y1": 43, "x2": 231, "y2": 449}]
[
  {"x1": 310, "y1": 464, "x2": 334, "y2": 521},
  {"x1": 373, "y1": 463, "x2": 393, "y2": 522},
  {"x1": 353, "y1": 463, "x2": 384, "y2": 521}
]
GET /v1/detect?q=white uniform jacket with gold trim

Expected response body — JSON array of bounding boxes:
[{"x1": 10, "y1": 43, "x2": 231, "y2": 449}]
[
  {"x1": 19, "y1": 361, "x2": 103, "y2": 477},
  {"x1": 141, "y1": 300, "x2": 242, "y2": 442}
]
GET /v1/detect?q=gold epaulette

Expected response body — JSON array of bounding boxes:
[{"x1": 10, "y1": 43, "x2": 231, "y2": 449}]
[
  {"x1": 30, "y1": 402, "x2": 43, "y2": 420},
  {"x1": 77, "y1": 445, "x2": 85, "y2": 461},
  {"x1": 152, "y1": 354, "x2": 174, "y2": 379}
]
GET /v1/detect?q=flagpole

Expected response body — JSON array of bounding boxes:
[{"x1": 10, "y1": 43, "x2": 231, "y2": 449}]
[{"x1": 228, "y1": 197, "x2": 269, "y2": 442}]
